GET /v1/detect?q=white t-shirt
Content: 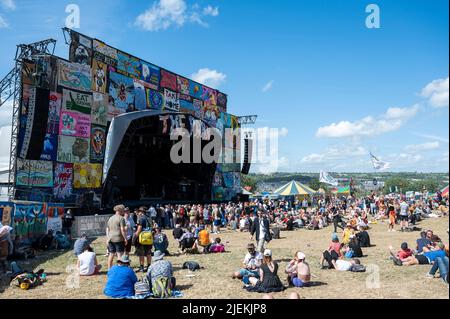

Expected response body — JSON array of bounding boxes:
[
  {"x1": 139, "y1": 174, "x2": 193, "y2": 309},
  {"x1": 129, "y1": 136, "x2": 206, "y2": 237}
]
[
  {"x1": 78, "y1": 251, "x2": 96, "y2": 276},
  {"x1": 335, "y1": 260, "x2": 353, "y2": 271},
  {"x1": 239, "y1": 219, "x2": 247, "y2": 228},
  {"x1": 259, "y1": 219, "x2": 266, "y2": 237},
  {"x1": 243, "y1": 252, "x2": 263, "y2": 269},
  {"x1": 400, "y1": 202, "x2": 409, "y2": 216}
]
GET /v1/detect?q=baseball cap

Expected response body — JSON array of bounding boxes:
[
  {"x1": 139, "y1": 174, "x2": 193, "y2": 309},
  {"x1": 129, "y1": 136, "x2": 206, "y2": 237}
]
[
  {"x1": 263, "y1": 249, "x2": 272, "y2": 257},
  {"x1": 297, "y1": 252, "x2": 306, "y2": 260}
]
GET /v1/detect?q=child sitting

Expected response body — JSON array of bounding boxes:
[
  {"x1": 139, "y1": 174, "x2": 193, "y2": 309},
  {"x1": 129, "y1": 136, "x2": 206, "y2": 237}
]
[
  {"x1": 209, "y1": 238, "x2": 225, "y2": 253},
  {"x1": 389, "y1": 242, "x2": 413, "y2": 266}
]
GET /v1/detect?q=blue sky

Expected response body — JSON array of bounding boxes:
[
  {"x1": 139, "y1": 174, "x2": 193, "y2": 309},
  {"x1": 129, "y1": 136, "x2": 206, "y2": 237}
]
[{"x1": 0, "y1": 0, "x2": 448, "y2": 173}]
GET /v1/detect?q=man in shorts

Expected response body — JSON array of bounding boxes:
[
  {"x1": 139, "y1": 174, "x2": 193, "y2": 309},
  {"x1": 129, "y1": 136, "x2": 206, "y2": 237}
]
[
  {"x1": 134, "y1": 207, "x2": 153, "y2": 272},
  {"x1": 106, "y1": 205, "x2": 127, "y2": 270},
  {"x1": 231, "y1": 243, "x2": 263, "y2": 279},
  {"x1": 399, "y1": 200, "x2": 410, "y2": 231}
]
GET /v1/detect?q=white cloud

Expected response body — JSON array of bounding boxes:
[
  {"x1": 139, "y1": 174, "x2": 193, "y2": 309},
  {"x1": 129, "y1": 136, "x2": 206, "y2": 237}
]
[
  {"x1": 301, "y1": 145, "x2": 367, "y2": 163},
  {"x1": 421, "y1": 77, "x2": 449, "y2": 108},
  {"x1": 0, "y1": 100, "x2": 13, "y2": 128},
  {"x1": 0, "y1": 125, "x2": 11, "y2": 168},
  {"x1": 0, "y1": 15, "x2": 8, "y2": 28},
  {"x1": 413, "y1": 133, "x2": 449, "y2": 144},
  {"x1": 398, "y1": 153, "x2": 423, "y2": 164},
  {"x1": 301, "y1": 153, "x2": 325, "y2": 164},
  {"x1": 316, "y1": 105, "x2": 419, "y2": 138},
  {"x1": 1, "y1": 0, "x2": 15, "y2": 10},
  {"x1": 191, "y1": 68, "x2": 226, "y2": 88},
  {"x1": 135, "y1": 0, "x2": 219, "y2": 31},
  {"x1": 203, "y1": 5, "x2": 219, "y2": 16},
  {"x1": 262, "y1": 80, "x2": 274, "y2": 93},
  {"x1": 404, "y1": 141, "x2": 440, "y2": 153}
]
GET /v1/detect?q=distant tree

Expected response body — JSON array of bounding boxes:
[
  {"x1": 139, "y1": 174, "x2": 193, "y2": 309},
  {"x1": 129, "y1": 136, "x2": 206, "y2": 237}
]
[{"x1": 241, "y1": 174, "x2": 258, "y2": 193}]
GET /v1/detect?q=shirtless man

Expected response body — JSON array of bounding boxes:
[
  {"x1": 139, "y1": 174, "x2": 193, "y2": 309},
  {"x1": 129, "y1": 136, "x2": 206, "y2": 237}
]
[{"x1": 288, "y1": 252, "x2": 311, "y2": 287}]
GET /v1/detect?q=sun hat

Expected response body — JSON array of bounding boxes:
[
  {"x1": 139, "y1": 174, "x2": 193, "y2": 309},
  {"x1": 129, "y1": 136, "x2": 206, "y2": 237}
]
[
  {"x1": 263, "y1": 249, "x2": 272, "y2": 257},
  {"x1": 331, "y1": 233, "x2": 339, "y2": 241},
  {"x1": 118, "y1": 255, "x2": 130, "y2": 264},
  {"x1": 153, "y1": 250, "x2": 165, "y2": 261},
  {"x1": 297, "y1": 252, "x2": 306, "y2": 260}
]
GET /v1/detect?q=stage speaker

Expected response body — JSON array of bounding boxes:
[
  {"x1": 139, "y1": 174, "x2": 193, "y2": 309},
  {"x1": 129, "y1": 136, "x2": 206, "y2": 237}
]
[{"x1": 241, "y1": 138, "x2": 253, "y2": 175}]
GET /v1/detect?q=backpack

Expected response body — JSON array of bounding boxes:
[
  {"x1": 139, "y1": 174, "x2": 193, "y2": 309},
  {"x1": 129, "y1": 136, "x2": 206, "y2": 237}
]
[
  {"x1": 351, "y1": 264, "x2": 366, "y2": 272},
  {"x1": 139, "y1": 218, "x2": 153, "y2": 246},
  {"x1": 54, "y1": 233, "x2": 70, "y2": 250},
  {"x1": 182, "y1": 261, "x2": 201, "y2": 271},
  {"x1": 209, "y1": 244, "x2": 225, "y2": 253},
  {"x1": 152, "y1": 276, "x2": 172, "y2": 299}
]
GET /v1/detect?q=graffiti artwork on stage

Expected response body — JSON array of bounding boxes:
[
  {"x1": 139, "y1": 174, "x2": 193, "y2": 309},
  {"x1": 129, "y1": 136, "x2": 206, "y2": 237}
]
[
  {"x1": 202, "y1": 105, "x2": 220, "y2": 127},
  {"x1": 13, "y1": 204, "x2": 47, "y2": 240},
  {"x1": 177, "y1": 76, "x2": 190, "y2": 95},
  {"x1": 40, "y1": 134, "x2": 58, "y2": 161},
  {"x1": 117, "y1": 51, "x2": 141, "y2": 78},
  {"x1": 73, "y1": 163, "x2": 102, "y2": 189},
  {"x1": 140, "y1": 61, "x2": 160, "y2": 89},
  {"x1": 54, "y1": 163, "x2": 73, "y2": 200},
  {"x1": 91, "y1": 92, "x2": 108, "y2": 126},
  {"x1": 58, "y1": 59, "x2": 92, "y2": 92},
  {"x1": 62, "y1": 89, "x2": 92, "y2": 114},
  {"x1": 107, "y1": 94, "x2": 125, "y2": 120},
  {"x1": 189, "y1": 80, "x2": 203, "y2": 100},
  {"x1": 92, "y1": 59, "x2": 108, "y2": 93},
  {"x1": 47, "y1": 92, "x2": 62, "y2": 134},
  {"x1": 93, "y1": 39, "x2": 118, "y2": 61},
  {"x1": 223, "y1": 172, "x2": 234, "y2": 188},
  {"x1": 180, "y1": 100, "x2": 196, "y2": 116},
  {"x1": 163, "y1": 89, "x2": 180, "y2": 112},
  {"x1": 213, "y1": 172, "x2": 223, "y2": 187},
  {"x1": 109, "y1": 71, "x2": 135, "y2": 111},
  {"x1": 193, "y1": 99, "x2": 203, "y2": 118},
  {"x1": 147, "y1": 89, "x2": 164, "y2": 110},
  {"x1": 57, "y1": 135, "x2": 90, "y2": 163},
  {"x1": 202, "y1": 87, "x2": 217, "y2": 107},
  {"x1": 217, "y1": 92, "x2": 228, "y2": 112},
  {"x1": 160, "y1": 69, "x2": 177, "y2": 91},
  {"x1": 16, "y1": 159, "x2": 53, "y2": 187},
  {"x1": 69, "y1": 32, "x2": 92, "y2": 66},
  {"x1": 0, "y1": 202, "x2": 14, "y2": 226},
  {"x1": 22, "y1": 60, "x2": 36, "y2": 86},
  {"x1": 59, "y1": 110, "x2": 91, "y2": 138},
  {"x1": 35, "y1": 56, "x2": 57, "y2": 91},
  {"x1": 18, "y1": 86, "x2": 36, "y2": 159},
  {"x1": 90, "y1": 125, "x2": 106, "y2": 162},
  {"x1": 134, "y1": 79, "x2": 148, "y2": 111}
]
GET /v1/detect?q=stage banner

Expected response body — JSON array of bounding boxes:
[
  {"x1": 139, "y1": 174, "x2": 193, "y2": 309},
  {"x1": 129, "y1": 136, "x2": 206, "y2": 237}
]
[
  {"x1": 223, "y1": 172, "x2": 234, "y2": 188},
  {"x1": 22, "y1": 60, "x2": 36, "y2": 86},
  {"x1": 90, "y1": 125, "x2": 107, "y2": 162},
  {"x1": 202, "y1": 105, "x2": 219, "y2": 127},
  {"x1": 212, "y1": 187, "x2": 225, "y2": 200},
  {"x1": 146, "y1": 88, "x2": 164, "y2": 110},
  {"x1": 163, "y1": 89, "x2": 180, "y2": 111},
  {"x1": 193, "y1": 99, "x2": 203, "y2": 118},
  {"x1": 12, "y1": 205, "x2": 29, "y2": 239},
  {"x1": 134, "y1": 79, "x2": 148, "y2": 110},
  {"x1": 91, "y1": 92, "x2": 108, "y2": 126},
  {"x1": 69, "y1": 32, "x2": 92, "y2": 66},
  {"x1": 35, "y1": 56, "x2": 58, "y2": 91},
  {"x1": 93, "y1": 39, "x2": 118, "y2": 61},
  {"x1": 16, "y1": 159, "x2": 53, "y2": 188},
  {"x1": 177, "y1": 76, "x2": 190, "y2": 95},
  {"x1": 202, "y1": 86, "x2": 217, "y2": 107},
  {"x1": 62, "y1": 88, "x2": 92, "y2": 115},
  {"x1": 47, "y1": 216, "x2": 62, "y2": 235},
  {"x1": 0, "y1": 202, "x2": 14, "y2": 227},
  {"x1": 233, "y1": 172, "x2": 241, "y2": 191},
  {"x1": 73, "y1": 163, "x2": 102, "y2": 189},
  {"x1": 92, "y1": 59, "x2": 108, "y2": 93},
  {"x1": 25, "y1": 203, "x2": 48, "y2": 240},
  {"x1": 57, "y1": 135, "x2": 90, "y2": 163},
  {"x1": 213, "y1": 172, "x2": 223, "y2": 187},
  {"x1": 54, "y1": 163, "x2": 74, "y2": 200},
  {"x1": 160, "y1": 69, "x2": 177, "y2": 91},
  {"x1": 109, "y1": 71, "x2": 135, "y2": 111},
  {"x1": 18, "y1": 85, "x2": 36, "y2": 159},
  {"x1": 117, "y1": 51, "x2": 141, "y2": 78},
  {"x1": 189, "y1": 80, "x2": 203, "y2": 100},
  {"x1": 47, "y1": 203, "x2": 65, "y2": 218},
  {"x1": 40, "y1": 133, "x2": 58, "y2": 161},
  {"x1": 140, "y1": 61, "x2": 160, "y2": 89},
  {"x1": 180, "y1": 100, "x2": 196, "y2": 116},
  {"x1": 58, "y1": 59, "x2": 92, "y2": 92},
  {"x1": 47, "y1": 91, "x2": 62, "y2": 134},
  {"x1": 59, "y1": 110, "x2": 91, "y2": 138}
]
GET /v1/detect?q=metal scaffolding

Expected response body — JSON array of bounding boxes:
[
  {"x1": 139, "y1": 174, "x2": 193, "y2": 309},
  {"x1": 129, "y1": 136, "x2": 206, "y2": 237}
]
[{"x1": 0, "y1": 38, "x2": 56, "y2": 200}]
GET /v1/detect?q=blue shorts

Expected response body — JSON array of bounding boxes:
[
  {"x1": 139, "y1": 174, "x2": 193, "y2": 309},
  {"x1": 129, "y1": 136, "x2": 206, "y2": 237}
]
[
  {"x1": 239, "y1": 269, "x2": 259, "y2": 278},
  {"x1": 292, "y1": 277, "x2": 310, "y2": 288}
]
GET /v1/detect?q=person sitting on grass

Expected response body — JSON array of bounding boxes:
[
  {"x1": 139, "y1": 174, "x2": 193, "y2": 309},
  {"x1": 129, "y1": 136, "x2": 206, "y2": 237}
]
[
  {"x1": 356, "y1": 226, "x2": 371, "y2": 248},
  {"x1": 146, "y1": 251, "x2": 176, "y2": 298},
  {"x1": 427, "y1": 255, "x2": 449, "y2": 283},
  {"x1": 172, "y1": 224, "x2": 184, "y2": 248},
  {"x1": 389, "y1": 242, "x2": 413, "y2": 266},
  {"x1": 209, "y1": 237, "x2": 226, "y2": 253},
  {"x1": 77, "y1": 246, "x2": 101, "y2": 276},
  {"x1": 342, "y1": 223, "x2": 354, "y2": 245},
  {"x1": 104, "y1": 255, "x2": 137, "y2": 298},
  {"x1": 232, "y1": 243, "x2": 263, "y2": 280},
  {"x1": 179, "y1": 228, "x2": 197, "y2": 254},
  {"x1": 320, "y1": 234, "x2": 342, "y2": 269},
  {"x1": 197, "y1": 225, "x2": 212, "y2": 254},
  {"x1": 346, "y1": 235, "x2": 363, "y2": 258},
  {"x1": 153, "y1": 227, "x2": 169, "y2": 255},
  {"x1": 245, "y1": 249, "x2": 285, "y2": 293},
  {"x1": 400, "y1": 242, "x2": 447, "y2": 266},
  {"x1": 286, "y1": 251, "x2": 311, "y2": 288},
  {"x1": 416, "y1": 231, "x2": 432, "y2": 254},
  {"x1": 73, "y1": 233, "x2": 89, "y2": 257}
]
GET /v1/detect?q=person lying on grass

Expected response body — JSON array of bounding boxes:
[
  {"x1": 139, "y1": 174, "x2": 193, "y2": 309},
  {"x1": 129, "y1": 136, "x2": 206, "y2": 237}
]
[
  {"x1": 399, "y1": 242, "x2": 447, "y2": 266},
  {"x1": 389, "y1": 242, "x2": 413, "y2": 266},
  {"x1": 232, "y1": 243, "x2": 263, "y2": 280}
]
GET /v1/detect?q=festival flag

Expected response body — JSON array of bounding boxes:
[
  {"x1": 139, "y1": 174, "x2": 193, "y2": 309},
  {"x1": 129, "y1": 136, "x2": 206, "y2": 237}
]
[
  {"x1": 370, "y1": 152, "x2": 390, "y2": 171},
  {"x1": 319, "y1": 170, "x2": 338, "y2": 187}
]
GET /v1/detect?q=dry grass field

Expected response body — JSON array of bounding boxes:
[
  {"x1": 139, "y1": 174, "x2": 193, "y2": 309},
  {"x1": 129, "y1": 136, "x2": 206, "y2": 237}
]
[{"x1": 1, "y1": 216, "x2": 448, "y2": 299}]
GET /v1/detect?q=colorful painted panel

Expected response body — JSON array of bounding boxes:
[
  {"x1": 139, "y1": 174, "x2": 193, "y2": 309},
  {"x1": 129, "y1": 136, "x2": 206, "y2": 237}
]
[
  {"x1": 47, "y1": 92, "x2": 62, "y2": 134},
  {"x1": 202, "y1": 87, "x2": 217, "y2": 107},
  {"x1": 133, "y1": 79, "x2": 148, "y2": 110},
  {"x1": 57, "y1": 135, "x2": 90, "y2": 163},
  {"x1": 35, "y1": 56, "x2": 58, "y2": 91},
  {"x1": 109, "y1": 71, "x2": 135, "y2": 111},
  {"x1": 92, "y1": 59, "x2": 108, "y2": 93},
  {"x1": 163, "y1": 89, "x2": 180, "y2": 111},
  {"x1": 90, "y1": 125, "x2": 106, "y2": 162},
  {"x1": 16, "y1": 159, "x2": 53, "y2": 188},
  {"x1": 177, "y1": 76, "x2": 190, "y2": 95},
  {"x1": 59, "y1": 110, "x2": 91, "y2": 138},
  {"x1": 93, "y1": 39, "x2": 118, "y2": 60},
  {"x1": 58, "y1": 59, "x2": 92, "y2": 92},
  {"x1": 40, "y1": 134, "x2": 58, "y2": 161},
  {"x1": 140, "y1": 61, "x2": 160, "y2": 89},
  {"x1": 91, "y1": 92, "x2": 108, "y2": 126},
  {"x1": 146, "y1": 88, "x2": 164, "y2": 110},
  {"x1": 53, "y1": 163, "x2": 73, "y2": 200},
  {"x1": 73, "y1": 163, "x2": 102, "y2": 189},
  {"x1": 0, "y1": 202, "x2": 14, "y2": 226},
  {"x1": 189, "y1": 81, "x2": 203, "y2": 100},
  {"x1": 117, "y1": 51, "x2": 141, "y2": 78},
  {"x1": 62, "y1": 89, "x2": 92, "y2": 114},
  {"x1": 160, "y1": 69, "x2": 177, "y2": 91}
]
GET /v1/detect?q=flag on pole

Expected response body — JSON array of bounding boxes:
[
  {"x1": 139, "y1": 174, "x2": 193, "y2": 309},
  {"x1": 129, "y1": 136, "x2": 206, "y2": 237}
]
[
  {"x1": 370, "y1": 152, "x2": 390, "y2": 171},
  {"x1": 319, "y1": 170, "x2": 339, "y2": 187}
]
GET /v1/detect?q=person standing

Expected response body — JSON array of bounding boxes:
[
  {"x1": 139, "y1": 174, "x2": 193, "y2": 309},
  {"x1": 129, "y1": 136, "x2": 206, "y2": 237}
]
[
  {"x1": 62, "y1": 209, "x2": 75, "y2": 241},
  {"x1": 399, "y1": 200, "x2": 410, "y2": 232},
  {"x1": 134, "y1": 207, "x2": 153, "y2": 272},
  {"x1": 251, "y1": 210, "x2": 272, "y2": 253},
  {"x1": 106, "y1": 205, "x2": 127, "y2": 270},
  {"x1": 124, "y1": 207, "x2": 136, "y2": 256}
]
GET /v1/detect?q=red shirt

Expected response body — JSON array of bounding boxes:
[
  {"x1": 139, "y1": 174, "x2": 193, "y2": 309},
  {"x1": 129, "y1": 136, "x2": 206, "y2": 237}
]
[
  {"x1": 329, "y1": 242, "x2": 342, "y2": 256},
  {"x1": 397, "y1": 249, "x2": 413, "y2": 260}
]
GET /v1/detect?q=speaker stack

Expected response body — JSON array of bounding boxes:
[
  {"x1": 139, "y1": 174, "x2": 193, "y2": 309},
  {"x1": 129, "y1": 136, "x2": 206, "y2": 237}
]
[{"x1": 241, "y1": 138, "x2": 253, "y2": 175}]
